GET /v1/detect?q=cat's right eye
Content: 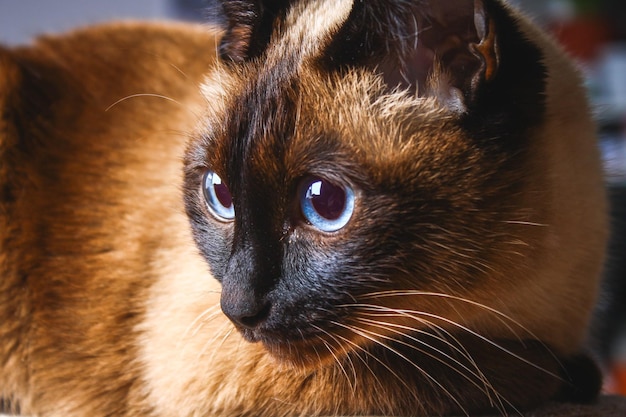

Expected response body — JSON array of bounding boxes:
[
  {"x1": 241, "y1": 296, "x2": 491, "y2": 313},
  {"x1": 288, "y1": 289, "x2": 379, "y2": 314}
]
[
  {"x1": 299, "y1": 176, "x2": 355, "y2": 233},
  {"x1": 202, "y1": 171, "x2": 235, "y2": 222}
]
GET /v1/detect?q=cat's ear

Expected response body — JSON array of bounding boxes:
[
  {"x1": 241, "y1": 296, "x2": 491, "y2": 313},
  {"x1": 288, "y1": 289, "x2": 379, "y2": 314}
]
[
  {"x1": 405, "y1": 0, "x2": 499, "y2": 113},
  {"x1": 326, "y1": 0, "x2": 501, "y2": 114},
  {"x1": 214, "y1": 0, "x2": 295, "y2": 63}
]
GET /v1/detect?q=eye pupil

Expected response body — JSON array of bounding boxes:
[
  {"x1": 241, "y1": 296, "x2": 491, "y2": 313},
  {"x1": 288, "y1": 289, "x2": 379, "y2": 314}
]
[
  {"x1": 300, "y1": 176, "x2": 354, "y2": 232},
  {"x1": 203, "y1": 171, "x2": 235, "y2": 221},
  {"x1": 213, "y1": 179, "x2": 233, "y2": 210},
  {"x1": 307, "y1": 180, "x2": 346, "y2": 221}
]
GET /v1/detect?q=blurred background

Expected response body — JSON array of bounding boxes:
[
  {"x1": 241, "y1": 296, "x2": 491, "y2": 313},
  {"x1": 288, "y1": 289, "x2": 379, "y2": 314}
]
[{"x1": 1, "y1": 0, "x2": 626, "y2": 396}]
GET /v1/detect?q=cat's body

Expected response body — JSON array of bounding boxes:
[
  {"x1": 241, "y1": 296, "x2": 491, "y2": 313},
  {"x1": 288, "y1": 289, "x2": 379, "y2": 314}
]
[
  {"x1": 0, "y1": 0, "x2": 608, "y2": 416},
  {"x1": 0, "y1": 22, "x2": 220, "y2": 416}
]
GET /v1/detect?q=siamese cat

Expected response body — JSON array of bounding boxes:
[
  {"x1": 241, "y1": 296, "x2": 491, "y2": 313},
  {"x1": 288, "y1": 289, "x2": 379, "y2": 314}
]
[{"x1": 0, "y1": 0, "x2": 608, "y2": 416}]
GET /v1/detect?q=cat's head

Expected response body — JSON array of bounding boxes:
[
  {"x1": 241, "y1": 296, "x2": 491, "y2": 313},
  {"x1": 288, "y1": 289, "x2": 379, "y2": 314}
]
[{"x1": 184, "y1": 0, "x2": 549, "y2": 367}]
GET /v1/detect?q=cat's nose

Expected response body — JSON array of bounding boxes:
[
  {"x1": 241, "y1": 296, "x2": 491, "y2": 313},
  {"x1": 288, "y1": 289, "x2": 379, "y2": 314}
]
[{"x1": 221, "y1": 295, "x2": 270, "y2": 329}]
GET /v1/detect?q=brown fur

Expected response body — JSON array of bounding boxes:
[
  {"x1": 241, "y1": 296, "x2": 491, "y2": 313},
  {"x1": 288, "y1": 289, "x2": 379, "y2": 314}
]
[
  {"x1": 0, "y1": 0, "x2": 608, "y2": 416},
  {"x1": 0, "y1": 22, "x2": 218, "y2": 415}
]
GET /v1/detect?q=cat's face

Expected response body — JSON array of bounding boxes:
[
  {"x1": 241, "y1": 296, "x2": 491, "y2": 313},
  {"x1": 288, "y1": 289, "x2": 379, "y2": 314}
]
[{"x1": 184, "y1": 0, "x2": 547, "y2": 367}]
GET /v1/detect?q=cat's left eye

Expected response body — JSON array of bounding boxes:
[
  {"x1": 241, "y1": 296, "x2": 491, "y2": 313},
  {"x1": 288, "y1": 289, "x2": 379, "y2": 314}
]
[
  {"x1": 202, "y1": 171, "x2": 235, "y2": 221},
  {"x1": 299, "y1": 176, "x2": 355, "y2": 233}
]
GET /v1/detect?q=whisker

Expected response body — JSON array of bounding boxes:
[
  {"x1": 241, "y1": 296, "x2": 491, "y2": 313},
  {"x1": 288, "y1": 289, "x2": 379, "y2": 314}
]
[
  {"x1": 357, "y1": 290, "x2": 566, "y2": 373},
  {"x1": 349, "y1": 303, "x2": 563, "y2": 383},
  {"x1": 357, "y1": 291, "x2": 532, "y2": 343},
  {"x1": 197, "y1": 322, "x2": 235, "y2": 362},
  {"x1": 105, "y1": 93, "x2": 183, "y2": 112},
  {"x1": 134, "y1": 48, "x2": 197, "y2": 80},
  {"x1": 324, "y1": 339, "x2": 356, "y2": 394},
  {"x1": 167, "y1": 62, "x2": 189, "y2": 79},
  {"x1": 311, "y1": 324, "x2": 358, "y2": 395},
  {"x1": 356, "y1": 314, "x2": 474, "y2": 366},
  {"x1": 181, "y1": 304, "x2": 223, "y2": 342},
  {"x1": 356, "y1": 307, "x2": 492, "y2": 391},
  {"x1": 308, "y1": 336, "x2": 324, "y2": 368},
  {"x1": 331, "y1": 320, "x2": 469, "y2": 416},
  {"x1": 502, "y1": 220, "x2": 548, "y2": 227},
  {"x1": 428, "y1": 240, "x2": 479, "y2": 263},
  {"x1": 328, "y1": 331, "x2": 389, "y2": 400},
  {"x1": 354, "y1": 317, "x2": 514, "y2": 415},
  {"x1": 353, "y1": 318, "x2": 508, "y2": 413},
  {"x1": 356, "y1": 318, "x2": 484, "y2": 378},
  {"x1": 330, "y1": 326, "x2": 424, "y2": 412}
]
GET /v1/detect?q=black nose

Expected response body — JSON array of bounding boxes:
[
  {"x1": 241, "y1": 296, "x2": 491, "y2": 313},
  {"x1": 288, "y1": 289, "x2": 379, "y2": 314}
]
[{"x1": 221, "y1": 294, "x2": 270, "y2": 329}]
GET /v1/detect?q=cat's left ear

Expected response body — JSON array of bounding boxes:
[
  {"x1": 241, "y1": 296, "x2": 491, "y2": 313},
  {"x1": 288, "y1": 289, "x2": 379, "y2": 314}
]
[
  {"x1": 410, "y1": 0, "x2": 500, "y2": 113},
  {"x1": 214, "y1": 0, "x2": 295, "y2": 63}
]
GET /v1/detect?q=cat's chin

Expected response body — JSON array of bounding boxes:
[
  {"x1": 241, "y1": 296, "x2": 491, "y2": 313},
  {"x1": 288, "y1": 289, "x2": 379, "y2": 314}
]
[
  {"x1": 261, "y1": 339, "x2": 345, "y2": 370},
  {"x1": 236, "y1": 326, "x2": 350, "y2": 369}
]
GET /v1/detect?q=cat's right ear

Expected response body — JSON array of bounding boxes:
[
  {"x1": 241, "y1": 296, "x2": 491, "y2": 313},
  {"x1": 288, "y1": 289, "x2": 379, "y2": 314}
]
[
  {"x1": 214, "y1": 0, "x2": 295, "y2": 63},
  {"x1": 323, "y1": 0, "x2": 545, "y2": 128},
  {"x1": 323, "y1": 0, "x2": 502, "y2": 114}
]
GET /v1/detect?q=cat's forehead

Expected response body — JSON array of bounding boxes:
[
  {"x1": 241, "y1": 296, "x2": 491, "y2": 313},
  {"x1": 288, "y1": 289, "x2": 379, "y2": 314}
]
[
  {"x1": 197, "y1": 70, "x2": 458, "y2": 204},
  {"x1": 196, "y1": 0, "x2": 468, "y2": 182}
]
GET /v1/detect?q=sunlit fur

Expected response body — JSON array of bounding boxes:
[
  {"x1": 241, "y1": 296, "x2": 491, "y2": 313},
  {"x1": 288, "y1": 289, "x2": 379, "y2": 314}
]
[
  {"x1": 0, "y1": 22, "x2": 219, "y2": 416},
  {"x1": 0, "y1": 0, "x2": 607, "y2": 416}
]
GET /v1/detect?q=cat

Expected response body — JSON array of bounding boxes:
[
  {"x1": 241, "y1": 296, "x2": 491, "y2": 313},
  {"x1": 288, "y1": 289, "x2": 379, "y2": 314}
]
[{"x1": 0, "y1": 0, "x2": 608, "y2": 416}]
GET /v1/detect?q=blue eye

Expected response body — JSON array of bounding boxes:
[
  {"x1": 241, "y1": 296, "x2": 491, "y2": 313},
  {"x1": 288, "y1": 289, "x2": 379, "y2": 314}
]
[
  {"x1": 299, "y1": 176, "x2": 354, "y2": 232},
  {"x1": 203, "y1": 171, "x2": 235, "y2": 221}
]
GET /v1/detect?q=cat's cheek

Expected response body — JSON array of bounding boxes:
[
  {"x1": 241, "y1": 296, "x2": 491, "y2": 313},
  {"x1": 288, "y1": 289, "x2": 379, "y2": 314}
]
[{"x1": 189, "y1": 217, "x2": 234, "y2": 283}]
